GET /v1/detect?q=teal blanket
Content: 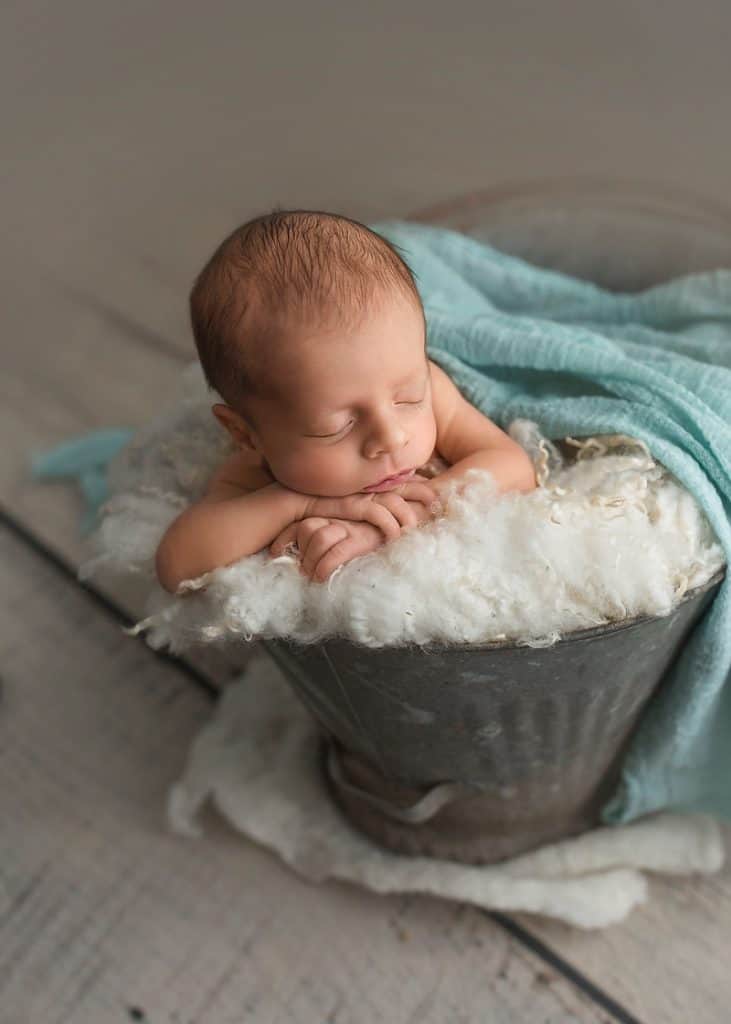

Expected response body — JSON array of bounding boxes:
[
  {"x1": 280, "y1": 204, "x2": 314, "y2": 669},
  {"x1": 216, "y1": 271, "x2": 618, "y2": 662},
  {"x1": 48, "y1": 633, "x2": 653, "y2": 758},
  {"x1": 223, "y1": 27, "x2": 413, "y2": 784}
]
[
  {"x1": 375, "y1": 220, "x2": 731, "y2": 825},
  {"x1": 31, "y1": 220, "x2": 731, "y2": 826}
]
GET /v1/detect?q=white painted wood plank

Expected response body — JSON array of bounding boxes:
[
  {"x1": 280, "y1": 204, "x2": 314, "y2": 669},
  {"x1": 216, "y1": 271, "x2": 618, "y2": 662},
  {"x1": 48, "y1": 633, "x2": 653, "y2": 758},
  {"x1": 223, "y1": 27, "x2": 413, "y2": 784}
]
[{"x1": 0, "y1": 525, "x2": 609, "y2": 1024}]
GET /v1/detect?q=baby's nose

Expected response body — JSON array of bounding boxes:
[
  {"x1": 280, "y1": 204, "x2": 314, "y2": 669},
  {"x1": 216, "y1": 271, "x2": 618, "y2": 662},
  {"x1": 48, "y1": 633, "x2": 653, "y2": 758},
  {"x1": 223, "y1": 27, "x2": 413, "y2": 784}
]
[{"x1": 364, "y1": 418, "x2": 408, "y2": 458}]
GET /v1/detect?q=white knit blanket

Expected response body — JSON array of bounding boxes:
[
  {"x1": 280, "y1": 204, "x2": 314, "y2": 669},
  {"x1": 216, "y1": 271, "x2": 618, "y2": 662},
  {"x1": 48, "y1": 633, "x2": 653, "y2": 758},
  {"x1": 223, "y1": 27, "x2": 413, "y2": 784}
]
[{"x1": 168, "y1": 649, "x2": 726, "y2": 929}]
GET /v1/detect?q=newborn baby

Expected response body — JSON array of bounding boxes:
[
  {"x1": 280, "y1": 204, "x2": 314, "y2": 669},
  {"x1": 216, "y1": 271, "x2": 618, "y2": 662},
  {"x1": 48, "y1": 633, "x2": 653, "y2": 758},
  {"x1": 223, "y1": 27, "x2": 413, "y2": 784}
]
[{"x1": 155, "y1": 210, "x2": 537, "y2": 593}]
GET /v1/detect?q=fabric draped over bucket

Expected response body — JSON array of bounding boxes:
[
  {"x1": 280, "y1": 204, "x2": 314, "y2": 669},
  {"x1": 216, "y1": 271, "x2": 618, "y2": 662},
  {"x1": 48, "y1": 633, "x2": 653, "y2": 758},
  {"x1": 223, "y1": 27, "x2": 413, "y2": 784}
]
[
  {"x1": 30, "y1": 221, "x2": 731, "y2": 828},
  {"x1": 372, "y1": 220, "x2": 731, "y2": 827}
]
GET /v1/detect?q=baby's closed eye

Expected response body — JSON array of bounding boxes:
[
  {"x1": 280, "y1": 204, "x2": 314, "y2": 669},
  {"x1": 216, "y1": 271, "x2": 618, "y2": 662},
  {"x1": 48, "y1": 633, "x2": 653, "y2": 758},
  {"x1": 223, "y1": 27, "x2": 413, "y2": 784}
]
[{"x1": 306, "y1": 396, "x2": 426, "y2": 440}]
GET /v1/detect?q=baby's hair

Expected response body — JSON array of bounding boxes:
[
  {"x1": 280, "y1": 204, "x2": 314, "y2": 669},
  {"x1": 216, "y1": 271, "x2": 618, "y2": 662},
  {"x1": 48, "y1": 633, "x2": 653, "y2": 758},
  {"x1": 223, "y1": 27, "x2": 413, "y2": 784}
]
[{"x1": 189, "y1": 208, "x2": 423, "y2": 417}]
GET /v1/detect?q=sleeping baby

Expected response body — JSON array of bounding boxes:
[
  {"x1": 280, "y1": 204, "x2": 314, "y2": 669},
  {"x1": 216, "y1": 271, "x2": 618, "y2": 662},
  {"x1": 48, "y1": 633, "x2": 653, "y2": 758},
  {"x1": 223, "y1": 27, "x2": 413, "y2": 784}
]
[{"x1": 155, "y1": 209, "x2": 537, "y2": 593}]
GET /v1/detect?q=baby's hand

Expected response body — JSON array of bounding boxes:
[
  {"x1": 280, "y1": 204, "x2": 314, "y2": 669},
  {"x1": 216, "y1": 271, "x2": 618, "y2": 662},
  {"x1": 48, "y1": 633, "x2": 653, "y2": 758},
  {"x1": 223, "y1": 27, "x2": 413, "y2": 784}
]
[
  {"x1": 301, "y1": 480, "x2": 442, "y2": 540},
  {"x1": 269, "y1": 517, "x2": 386, "y2": 582}
]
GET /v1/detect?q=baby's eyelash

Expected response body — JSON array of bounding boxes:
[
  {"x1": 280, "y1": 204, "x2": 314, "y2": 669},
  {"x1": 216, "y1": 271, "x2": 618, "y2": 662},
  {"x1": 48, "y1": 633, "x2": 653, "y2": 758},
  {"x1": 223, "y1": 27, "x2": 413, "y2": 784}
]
[
  {"x1": 315, "y1": 421, "x2": 354, "y2": 438},
  {"x1": 311, "y1": 398, "x2": 424, "y2": 438}
]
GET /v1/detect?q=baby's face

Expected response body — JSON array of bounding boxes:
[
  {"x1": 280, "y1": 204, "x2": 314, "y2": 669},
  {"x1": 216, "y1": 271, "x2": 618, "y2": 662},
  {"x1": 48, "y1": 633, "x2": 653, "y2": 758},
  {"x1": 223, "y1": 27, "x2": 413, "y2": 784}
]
[{"x1": 238, "y1": 293, "x2": 438, "y2": 497}]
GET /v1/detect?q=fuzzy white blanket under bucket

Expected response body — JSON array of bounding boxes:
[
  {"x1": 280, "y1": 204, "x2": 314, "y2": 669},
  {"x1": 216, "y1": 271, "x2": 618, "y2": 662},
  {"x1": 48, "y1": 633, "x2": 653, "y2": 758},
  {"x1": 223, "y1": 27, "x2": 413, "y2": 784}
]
[{"x1": 167, "y1": 647, "x2": 725, "y2": 930}]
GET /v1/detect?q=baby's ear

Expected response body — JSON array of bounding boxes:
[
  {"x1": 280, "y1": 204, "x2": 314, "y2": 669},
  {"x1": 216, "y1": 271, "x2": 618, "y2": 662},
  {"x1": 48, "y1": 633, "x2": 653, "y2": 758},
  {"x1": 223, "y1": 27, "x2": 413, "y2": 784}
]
[{"x1": 211, "y1": 403, "x2": 259, "y2": 453}]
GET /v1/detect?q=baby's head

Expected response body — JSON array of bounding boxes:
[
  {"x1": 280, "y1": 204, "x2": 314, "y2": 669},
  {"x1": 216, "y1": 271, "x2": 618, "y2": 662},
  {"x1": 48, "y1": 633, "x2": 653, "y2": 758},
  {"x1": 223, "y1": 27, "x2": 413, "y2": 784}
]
[{"x1": 190, "y1": 209, "x2": 437, "y2": 497}]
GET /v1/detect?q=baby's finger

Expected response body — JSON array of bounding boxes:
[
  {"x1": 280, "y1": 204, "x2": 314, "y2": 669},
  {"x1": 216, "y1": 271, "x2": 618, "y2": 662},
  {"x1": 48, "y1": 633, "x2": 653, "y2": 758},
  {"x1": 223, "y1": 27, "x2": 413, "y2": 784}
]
[
  {"x1": 372, "y1": 492, "x2": 418, "y2": 530},
  {"x1": 404, "y1": 484, "x2": 443, "y2": 518},
  {"x1": 311, "y1": 536, "x2": 366, "y2": 583},
  {"x1": 309, "y1": 495, "x2": 402, "y2": 541},
  {"x1": 296, "y1": 517, "x2": 332, "y2": 546},
  {"x1": 270, "y1": 517, "x2": 330, "y2": 557},
  {"x1": 269, "y1": 523, "x2": 298, "y2": 557},
  {"x1": 396, "y1": 480, "x2": 441, "y2": 506},
  {"x1": 403, "y1": 498, "x2": 434, "y2": 525},
  {"x1": 300, "y1": 522, "x2": 349, "y2": 576},
  {"x1": 356, "y1": 501, "x2": 403, "y2": 541}
]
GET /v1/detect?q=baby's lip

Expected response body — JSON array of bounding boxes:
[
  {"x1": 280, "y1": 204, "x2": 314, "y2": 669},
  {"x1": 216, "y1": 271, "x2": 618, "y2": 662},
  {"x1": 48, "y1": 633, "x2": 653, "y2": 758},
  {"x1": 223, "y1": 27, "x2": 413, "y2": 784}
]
[{"x1": 362, "y1": 468, "x2": 415, "y2": 492}]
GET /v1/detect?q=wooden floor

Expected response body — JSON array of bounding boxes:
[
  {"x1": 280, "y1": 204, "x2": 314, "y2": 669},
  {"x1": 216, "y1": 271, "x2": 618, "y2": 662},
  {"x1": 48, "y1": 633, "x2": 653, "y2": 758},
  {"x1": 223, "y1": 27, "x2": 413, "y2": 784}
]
[{"x1": 3, "y1": 4, "x2": 731, "y2": 1021}]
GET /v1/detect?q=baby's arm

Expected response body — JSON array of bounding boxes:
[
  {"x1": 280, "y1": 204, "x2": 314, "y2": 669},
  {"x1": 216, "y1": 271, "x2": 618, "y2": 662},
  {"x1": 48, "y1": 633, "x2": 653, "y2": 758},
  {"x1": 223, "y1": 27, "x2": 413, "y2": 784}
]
[
  {"x1": 428, "y1": 362, "x2": 537, "y2": 497},
  {"x1": 155, "y1": 457, "x2": 439, "y2": 594},
  {"x1": 155, "y1": 479, "x2": 311, "y2": 594}
]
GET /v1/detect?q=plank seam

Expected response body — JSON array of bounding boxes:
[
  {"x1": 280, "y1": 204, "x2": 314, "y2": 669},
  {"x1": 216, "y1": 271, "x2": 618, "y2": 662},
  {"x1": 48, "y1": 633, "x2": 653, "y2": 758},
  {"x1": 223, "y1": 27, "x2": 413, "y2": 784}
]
[
  {"x1": 0, "y1": 504, "x2": 218, "y2": 700},
  {"x1": 490, "y1": 912, "x2": 645, "y2": 1024}
]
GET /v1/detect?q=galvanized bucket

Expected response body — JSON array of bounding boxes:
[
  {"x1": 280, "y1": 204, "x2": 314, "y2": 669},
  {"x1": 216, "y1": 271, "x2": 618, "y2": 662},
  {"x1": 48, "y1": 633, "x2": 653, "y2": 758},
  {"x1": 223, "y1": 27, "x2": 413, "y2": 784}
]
[
  {"x1": 262, "y1": 568, "x2": 723, "y2": 862},
  {"x1": 263, "y1": 182, "x2": 731, "y2": 863}
]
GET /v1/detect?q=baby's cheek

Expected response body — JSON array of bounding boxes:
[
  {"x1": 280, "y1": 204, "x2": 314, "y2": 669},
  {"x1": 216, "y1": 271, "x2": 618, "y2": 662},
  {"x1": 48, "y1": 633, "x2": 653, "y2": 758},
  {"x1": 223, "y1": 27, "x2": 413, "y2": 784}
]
[
  {"x1": 275, "y1": 448, "x2": 340, "y2": 494},
  {"x1": 417, "y1": 410, "x2": 438, "y2": 460},
  {"x1": 266, "y1": 456, "x2": 309, "y2": 493}
]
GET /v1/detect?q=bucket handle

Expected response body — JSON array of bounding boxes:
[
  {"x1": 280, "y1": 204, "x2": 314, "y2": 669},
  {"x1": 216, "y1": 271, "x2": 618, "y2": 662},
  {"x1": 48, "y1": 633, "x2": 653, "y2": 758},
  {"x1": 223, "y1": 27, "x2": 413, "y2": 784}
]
[{"x1": 326, "y1": 741, "x2": 473, "y2": 825}]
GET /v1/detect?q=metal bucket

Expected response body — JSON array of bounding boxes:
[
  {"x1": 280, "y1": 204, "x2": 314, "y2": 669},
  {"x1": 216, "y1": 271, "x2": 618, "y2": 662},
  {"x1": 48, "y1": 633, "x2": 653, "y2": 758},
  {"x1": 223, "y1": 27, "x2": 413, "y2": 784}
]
[
  {"x1": 262, "y1": 569, "x2": 724, "y2": 862},
  {"x1": 263, "y1": 181, "x2": 731, "y2": 863}
]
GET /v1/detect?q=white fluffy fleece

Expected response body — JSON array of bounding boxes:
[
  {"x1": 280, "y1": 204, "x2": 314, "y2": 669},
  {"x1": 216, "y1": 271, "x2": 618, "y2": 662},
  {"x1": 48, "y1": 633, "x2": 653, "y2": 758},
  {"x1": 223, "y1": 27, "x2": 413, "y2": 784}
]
[{"x1": 80, "y1": 363, "x2": 725, "y2": 653}]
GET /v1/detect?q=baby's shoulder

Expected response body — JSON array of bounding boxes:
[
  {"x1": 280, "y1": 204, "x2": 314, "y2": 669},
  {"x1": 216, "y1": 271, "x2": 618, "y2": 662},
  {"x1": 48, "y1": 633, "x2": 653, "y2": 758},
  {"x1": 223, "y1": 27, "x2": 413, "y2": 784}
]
[
  {"x1": 201, "y1": 449, "x2": 273, "y2": 501},
  {"x1": 428, "y1": 358, "x2": 462, "y2": 425}
]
